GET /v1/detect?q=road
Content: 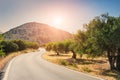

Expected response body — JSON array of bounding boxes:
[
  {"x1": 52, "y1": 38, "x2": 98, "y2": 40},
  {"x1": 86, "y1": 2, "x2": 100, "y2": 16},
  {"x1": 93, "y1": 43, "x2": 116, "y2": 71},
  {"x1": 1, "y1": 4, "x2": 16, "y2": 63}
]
[{"x1": 2, "y1": 48, "x2": 104, "y2": 80}]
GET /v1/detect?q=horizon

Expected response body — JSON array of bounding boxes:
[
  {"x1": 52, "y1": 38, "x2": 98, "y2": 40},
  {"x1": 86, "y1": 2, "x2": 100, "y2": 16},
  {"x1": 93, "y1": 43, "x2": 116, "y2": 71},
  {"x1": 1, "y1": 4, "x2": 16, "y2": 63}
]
[{"x1": 0, "y1": 0, "x2": 120, "y2": 33}]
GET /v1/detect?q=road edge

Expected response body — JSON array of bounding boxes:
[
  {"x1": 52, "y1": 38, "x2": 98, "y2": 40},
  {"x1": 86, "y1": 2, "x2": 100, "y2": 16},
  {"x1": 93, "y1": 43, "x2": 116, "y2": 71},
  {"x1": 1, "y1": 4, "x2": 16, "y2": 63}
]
[{"x1": 2, "y1": 58, "x2": 15, "y2": 80}]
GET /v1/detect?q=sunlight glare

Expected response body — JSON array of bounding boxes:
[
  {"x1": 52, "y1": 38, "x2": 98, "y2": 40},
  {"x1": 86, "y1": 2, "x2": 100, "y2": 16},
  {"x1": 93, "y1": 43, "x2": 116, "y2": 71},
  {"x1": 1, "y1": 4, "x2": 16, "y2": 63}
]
[{"x1": 53, "y1": 16, "x2": 63, "y2": 26}]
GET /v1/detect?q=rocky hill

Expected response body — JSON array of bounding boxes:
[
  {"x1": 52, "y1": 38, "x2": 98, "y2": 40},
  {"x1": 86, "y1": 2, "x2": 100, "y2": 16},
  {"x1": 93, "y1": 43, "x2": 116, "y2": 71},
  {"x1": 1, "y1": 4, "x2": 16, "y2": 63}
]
[{"x1": 3, "y1": 22, "x2": 72, "y2": 44}]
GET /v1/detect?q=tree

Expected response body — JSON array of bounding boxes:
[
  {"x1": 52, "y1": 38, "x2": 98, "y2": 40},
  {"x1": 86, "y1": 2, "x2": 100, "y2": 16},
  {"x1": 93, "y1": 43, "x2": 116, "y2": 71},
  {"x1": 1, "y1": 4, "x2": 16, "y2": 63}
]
[
  {"x1": 52, "y1": 42, "x2": 60, "y2": 55},
  {"x1": 63, "y1": 40, "x2": 73, "y2": 53},
  {"x1": 45, "y1": 42, "x2": 53, "y2": 51},
  {"x1": 74, "y1": 30, "x2": 87, "y2": 59},
  {"x1": 84, "y1": 14, "x2": 120, "y2": 71}
]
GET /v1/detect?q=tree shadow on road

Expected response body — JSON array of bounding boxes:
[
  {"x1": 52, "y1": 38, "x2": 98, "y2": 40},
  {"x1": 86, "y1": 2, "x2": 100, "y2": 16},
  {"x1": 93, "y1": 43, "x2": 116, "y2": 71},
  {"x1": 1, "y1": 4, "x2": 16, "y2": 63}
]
[{"x1": 0, "y1": 71, "x2": 4, "y2": 80}]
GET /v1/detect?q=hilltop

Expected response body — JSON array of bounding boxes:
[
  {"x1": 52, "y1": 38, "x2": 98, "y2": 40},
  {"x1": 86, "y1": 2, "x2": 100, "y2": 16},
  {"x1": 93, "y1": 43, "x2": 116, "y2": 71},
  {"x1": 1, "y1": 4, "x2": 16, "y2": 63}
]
[{"x1": 3, "y1": 22, "x2": 72, "y2": 44}]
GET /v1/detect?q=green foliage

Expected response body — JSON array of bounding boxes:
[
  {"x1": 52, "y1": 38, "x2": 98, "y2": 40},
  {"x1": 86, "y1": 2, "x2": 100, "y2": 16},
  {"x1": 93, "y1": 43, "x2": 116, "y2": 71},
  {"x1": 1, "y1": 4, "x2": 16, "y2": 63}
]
[
  {"x1": 59, "y1": 60, "x2": 69, "y2": 66},
  {"x1": 45, "y1": 42, "x2": 53, "y2": 51},
  {"x1": 1, "y1": 41, "x2": 19, "y2": 54},
  {"x1": 12, "y1": 40, "x2": 40, "y2": 50},
  {"x1": 12, "y1": 40, "x2": 27, "y2": 51},
  {"x1": 63, "y1": 40, "x2": 73, "y2": 53},
  {"x1": 0, "y1": 39, "x2": 39, "y2": 55},
  {"x1": 0, "y1": 44, "x2": 5, "y2": 57},
  {"x1": 45, "y1": 14, "x2": 120, "y2": 71},
  {"x1": 83, "y1": 14, "x2": 120, "y2": 71},
  {"x1": 52, "y1": 42, "x2": 59, "y2": 55},
  {"x1": 45, "y1": 40, "x2": 75, "y2": 57},
  {"x1": 25, "y1": 41, "x2": 39, "y2": 49},
  {"x1": 0, "y1": 35, "x2": 5, "y2": 57}
]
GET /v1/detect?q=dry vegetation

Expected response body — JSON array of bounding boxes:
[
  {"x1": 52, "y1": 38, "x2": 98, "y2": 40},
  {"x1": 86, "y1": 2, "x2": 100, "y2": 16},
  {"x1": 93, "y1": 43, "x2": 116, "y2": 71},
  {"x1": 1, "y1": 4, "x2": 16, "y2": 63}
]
[
  {"x1": 43, "y1": 51, "x2": 120, "y2": 80},
  {"x1": 0, "y1": 49, "x2": 36, "y2": 71}
]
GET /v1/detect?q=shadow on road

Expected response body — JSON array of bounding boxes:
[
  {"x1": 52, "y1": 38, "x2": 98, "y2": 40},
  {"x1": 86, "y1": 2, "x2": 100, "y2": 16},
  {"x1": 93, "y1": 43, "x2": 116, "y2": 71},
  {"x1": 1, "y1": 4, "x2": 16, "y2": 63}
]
[{"x1": 0, "y1": 71, "x2": 4, "y2": 80}]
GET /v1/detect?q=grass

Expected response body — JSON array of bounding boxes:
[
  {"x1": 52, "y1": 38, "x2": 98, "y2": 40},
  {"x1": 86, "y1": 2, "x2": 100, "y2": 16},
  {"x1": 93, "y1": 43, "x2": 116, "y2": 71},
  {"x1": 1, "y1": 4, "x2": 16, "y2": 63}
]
[
  {"x1": 42, "y1": 51, "x2": 119, "y2": 80},
  {"x1": 0, "y1": 49, "x2": 36, "y2": 71},
  {"x1": 81, "y1": 66, "x2": 92, "y2": 72},
  {"x1": 59, "y1": 59, "x2": 69, "y2": 66},
  {"x1": 58, "y1": 59, "x2": 78, "y2": 68}
]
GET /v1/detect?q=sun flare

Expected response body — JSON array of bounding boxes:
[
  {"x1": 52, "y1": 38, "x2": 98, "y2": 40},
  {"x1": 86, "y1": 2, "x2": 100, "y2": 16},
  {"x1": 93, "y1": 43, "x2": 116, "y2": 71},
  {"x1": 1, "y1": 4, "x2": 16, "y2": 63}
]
[{"x1": 53, "y1": 16, "x2": 63, "y2": 26}]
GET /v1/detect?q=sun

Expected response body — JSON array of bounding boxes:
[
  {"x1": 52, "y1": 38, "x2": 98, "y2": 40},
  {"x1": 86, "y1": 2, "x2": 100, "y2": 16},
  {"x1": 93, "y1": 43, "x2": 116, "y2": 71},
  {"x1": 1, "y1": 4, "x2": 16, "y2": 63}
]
[{"x1": 53, "y1": 16, "x2": 63, "y2": 26}]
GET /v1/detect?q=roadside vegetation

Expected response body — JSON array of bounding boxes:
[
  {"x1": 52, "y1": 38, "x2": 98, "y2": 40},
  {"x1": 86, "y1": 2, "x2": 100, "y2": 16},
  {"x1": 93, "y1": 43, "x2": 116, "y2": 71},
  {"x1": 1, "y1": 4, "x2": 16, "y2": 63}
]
[
  {"x1": 0, "y1": 35, "x2": 40, "y2": 71},
  {"x1": 45, "y1": 14, "x2": 120, "y2": 80}
]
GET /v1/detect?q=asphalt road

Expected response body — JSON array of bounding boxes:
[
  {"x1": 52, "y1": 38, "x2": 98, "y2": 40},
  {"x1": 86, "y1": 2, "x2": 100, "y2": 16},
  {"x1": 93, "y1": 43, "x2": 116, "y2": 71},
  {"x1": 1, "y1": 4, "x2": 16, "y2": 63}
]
[{"x1": 2, "y1": 48, "x2": 104, "y2": 80}]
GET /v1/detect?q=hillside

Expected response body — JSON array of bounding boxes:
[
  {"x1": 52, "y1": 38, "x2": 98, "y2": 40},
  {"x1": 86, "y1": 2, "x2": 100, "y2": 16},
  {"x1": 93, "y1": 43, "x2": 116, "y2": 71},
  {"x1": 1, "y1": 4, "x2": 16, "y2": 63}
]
[{"x1": 3, "y1": 22, "x2": 72, "y2": 44}]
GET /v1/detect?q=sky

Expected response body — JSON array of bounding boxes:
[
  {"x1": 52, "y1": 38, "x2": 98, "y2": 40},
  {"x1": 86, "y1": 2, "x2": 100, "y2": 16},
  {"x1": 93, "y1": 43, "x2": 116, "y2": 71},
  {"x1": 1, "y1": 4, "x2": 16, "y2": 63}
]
[{"x1": 0, "y1": 0, "x2": 120, "y2": 33}]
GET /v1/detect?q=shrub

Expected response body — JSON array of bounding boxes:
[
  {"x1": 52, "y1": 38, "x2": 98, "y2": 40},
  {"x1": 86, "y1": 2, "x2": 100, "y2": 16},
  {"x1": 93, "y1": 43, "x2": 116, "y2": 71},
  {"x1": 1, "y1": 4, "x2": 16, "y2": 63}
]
[
  {"x1": 0, "y1": 43, "x2": 5, "y2": 57},
  {"x1": 12, "y1": 40, "x2": 27, "y2": 51},
  {"x1": 0, "y1": 48, "x2": 5, "y2": 57},
  {"x1": 59, "y1": 60, "x2": 69, "y2": 66},
  {"x1": 1, "y1": 41, "x2": 19, "y2": 54},
  {"x1": 26, "y1": 42, "x2": 39, "y2": 49}
]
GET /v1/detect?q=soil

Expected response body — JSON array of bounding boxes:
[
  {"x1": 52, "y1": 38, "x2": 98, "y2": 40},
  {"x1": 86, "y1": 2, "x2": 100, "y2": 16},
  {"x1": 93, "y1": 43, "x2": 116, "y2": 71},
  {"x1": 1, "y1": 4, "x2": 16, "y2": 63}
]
[{"x1": 43, "y1": 51, "x2": 120, "y2": 80}]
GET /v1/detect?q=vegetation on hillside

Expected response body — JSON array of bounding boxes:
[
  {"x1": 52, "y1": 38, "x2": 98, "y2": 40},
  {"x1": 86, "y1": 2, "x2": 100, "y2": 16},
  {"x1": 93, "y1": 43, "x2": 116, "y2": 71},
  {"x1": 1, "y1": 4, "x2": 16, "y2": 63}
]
[{"x1": 45, "y1": 14, "x2": 120, "y2": 72}]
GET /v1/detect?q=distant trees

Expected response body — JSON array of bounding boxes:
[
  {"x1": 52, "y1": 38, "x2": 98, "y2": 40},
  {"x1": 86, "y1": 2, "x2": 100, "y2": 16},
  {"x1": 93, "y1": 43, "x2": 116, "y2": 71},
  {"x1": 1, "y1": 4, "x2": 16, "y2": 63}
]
[
  {"x1": 45, "y1": 40, "x2": 77, "y2": 59},
  {"x1": 1, "y1": 41, "x2": 19, "y2": 54},
  {"x1": 0, "y1": 39, "x2": 40, "y2": 56},
  {"x1": 12, "y1": 40, "x2": 27, "y2": 51},
  {"x1": 25, "y1": 41, "x2": 39, "y2": 49},
  {"x1": 45, "y1": 14, "x2": 120, "y2": 72}
]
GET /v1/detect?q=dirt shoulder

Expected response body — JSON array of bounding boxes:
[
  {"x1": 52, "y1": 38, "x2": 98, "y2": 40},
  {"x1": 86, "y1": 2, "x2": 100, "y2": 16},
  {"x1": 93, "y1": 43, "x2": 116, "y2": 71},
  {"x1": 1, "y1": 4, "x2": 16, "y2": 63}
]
[{"x1": 42, "y1": 51, "x2": 120, "y2": 80}]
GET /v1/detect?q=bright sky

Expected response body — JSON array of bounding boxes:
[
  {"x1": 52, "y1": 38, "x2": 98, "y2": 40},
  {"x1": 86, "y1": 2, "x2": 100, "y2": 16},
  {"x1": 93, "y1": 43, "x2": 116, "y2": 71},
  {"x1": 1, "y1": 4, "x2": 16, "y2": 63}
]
[{"x1": 0, "y1": 0, "x2": 120, "y2": 33}]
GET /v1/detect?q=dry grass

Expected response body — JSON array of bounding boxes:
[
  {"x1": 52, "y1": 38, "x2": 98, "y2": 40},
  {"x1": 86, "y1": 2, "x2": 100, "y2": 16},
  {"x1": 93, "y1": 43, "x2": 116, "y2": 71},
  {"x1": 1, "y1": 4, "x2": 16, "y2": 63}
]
[
  {"x1": 43, "y1": 51, "x2": 120, "y2": 80},
  {"x1": 0, "y1": 49, "x2": 36, "y2": 71}
]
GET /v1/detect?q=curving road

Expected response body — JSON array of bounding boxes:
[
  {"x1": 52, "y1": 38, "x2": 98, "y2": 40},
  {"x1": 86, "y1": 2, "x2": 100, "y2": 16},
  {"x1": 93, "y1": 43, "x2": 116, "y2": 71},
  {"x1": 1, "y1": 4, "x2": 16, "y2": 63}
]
[{"x1": 2, "y1": 48, "x2": 104, "y2": 80}]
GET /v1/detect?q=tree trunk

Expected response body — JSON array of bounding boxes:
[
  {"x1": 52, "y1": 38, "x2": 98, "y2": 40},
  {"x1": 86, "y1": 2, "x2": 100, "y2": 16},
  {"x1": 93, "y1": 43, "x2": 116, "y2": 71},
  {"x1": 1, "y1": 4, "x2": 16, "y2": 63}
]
[
  {"x1": 107, "y1": 50, "x2": 116, "y2": 70},
  {"x1": 71, "y1": 50, "x2": 76, "y2": 59},
  {"x1": 116, "y1": 48, "x2": 120, "y2": 72},
  {"x1": 56, "y1": 51, "x2": 59, "y2": 56}
]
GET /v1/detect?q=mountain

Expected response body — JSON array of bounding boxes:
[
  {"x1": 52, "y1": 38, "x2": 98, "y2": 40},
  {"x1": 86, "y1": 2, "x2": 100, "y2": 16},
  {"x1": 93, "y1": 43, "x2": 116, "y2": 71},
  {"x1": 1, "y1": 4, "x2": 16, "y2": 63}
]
[{"x1": 3, "y1": 22, "x2": 72, "y2": 44}]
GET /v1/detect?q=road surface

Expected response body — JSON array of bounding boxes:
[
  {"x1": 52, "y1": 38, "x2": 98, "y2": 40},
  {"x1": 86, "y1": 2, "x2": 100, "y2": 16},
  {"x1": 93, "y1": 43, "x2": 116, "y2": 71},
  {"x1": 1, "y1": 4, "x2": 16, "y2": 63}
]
[{"x1": 2, "y1": 48, "x2": 104, "y2": 80}]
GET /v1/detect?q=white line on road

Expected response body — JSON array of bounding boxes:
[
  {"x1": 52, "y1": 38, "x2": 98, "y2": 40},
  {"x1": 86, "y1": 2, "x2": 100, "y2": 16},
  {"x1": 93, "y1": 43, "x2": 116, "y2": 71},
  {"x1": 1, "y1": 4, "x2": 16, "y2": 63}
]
[{"x1": 2, "y1": 58, "x2": 15, "y2": 80}]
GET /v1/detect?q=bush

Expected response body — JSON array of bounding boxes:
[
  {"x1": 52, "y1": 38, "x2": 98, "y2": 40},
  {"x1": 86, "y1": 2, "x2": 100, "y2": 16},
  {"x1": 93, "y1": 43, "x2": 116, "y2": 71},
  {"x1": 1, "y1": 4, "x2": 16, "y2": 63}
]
[
  {"x1": 26, "y1": 42, "x2": 39, "y2": 49},
  {"x1": 1, "y1": 41, "x2": 19, "y2": 54},
  {"x1": 0, "y1": 43, "x2": 5, "y2": 57},
  {"x1": 12, "y1": 40, "x2": 27, "y2": 51},
  {"x1": 0, "y1": 48, "x2": 5, "y2": 57},
  {"x1": 59, "y1": 60, "x2": 69, "y2": 66}
]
